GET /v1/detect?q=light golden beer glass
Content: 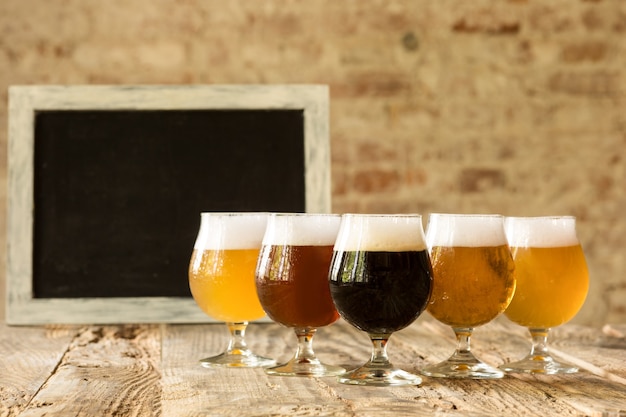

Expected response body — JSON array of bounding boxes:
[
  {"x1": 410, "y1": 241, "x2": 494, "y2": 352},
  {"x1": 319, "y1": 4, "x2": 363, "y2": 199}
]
[
  {"x1": 188, "y1": 213, "x2": 275, "y2": 368},
  {"x1": 500, "y1": 216, "x2": 589, "y2": 374},
  {"x1": 422, "y1": 213, "x2": 516, "y2": 379}
]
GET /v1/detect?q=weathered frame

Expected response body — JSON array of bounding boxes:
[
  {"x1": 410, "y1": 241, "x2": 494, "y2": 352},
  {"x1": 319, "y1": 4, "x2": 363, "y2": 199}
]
[{"x1": 6, "y1": 85, "x2": 330, "y2": 324}]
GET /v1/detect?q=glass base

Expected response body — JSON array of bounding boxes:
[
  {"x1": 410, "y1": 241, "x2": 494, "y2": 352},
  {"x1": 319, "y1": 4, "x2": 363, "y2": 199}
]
[
  {"x1": 265, "y1": 358, "x2": 345, "y2": 377},
  {"x1": 499, "y1": 354, "x2": 579, "y2": 375},
  {"x1": 421, "y1": 355, "x2": 504, "y2": 379},
  {"x1": 200, "y1": 351, "x2": 276, "y2": 368},
  {"x1": 337, "y1": 363, "x2": 422, "y2": 386}
]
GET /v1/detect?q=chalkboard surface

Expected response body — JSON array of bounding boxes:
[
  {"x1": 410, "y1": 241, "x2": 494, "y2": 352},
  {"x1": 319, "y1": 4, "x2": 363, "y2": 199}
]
[
  {"x1": 7, "y1": 85, "x2": 330, "y2": 324},
  {"x1": 33, "y1": 109, "x2": 305, "y2": 299}
]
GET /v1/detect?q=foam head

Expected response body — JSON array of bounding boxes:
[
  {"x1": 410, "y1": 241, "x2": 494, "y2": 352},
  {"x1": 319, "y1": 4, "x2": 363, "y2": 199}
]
[
  {"x1": 262, "y1": 213, "x2": 341, "y2": 246},
  {"x1": 193, "y1": 212, "x2": 269, "y2": 250},
  {"x1": 426, "y1": 213, "x2": 508, "y2": 247},
  {"x1": 333, "y1": 214, "x2": 427, "y2": 252},
  {"x1": 505, "y1": 216, "x2": 579, "y2": 247}
]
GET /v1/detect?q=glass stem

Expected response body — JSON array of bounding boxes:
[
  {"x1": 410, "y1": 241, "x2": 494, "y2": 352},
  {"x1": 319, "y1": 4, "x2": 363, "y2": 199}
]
[
  {"x1": 293, "y1": 328, "x2": 318, "y2": 364},
  {"x1": 453, "y1": 327, "x2": 474, "y2": 358},
  {"x1": 225, "y1": 322, "x2": 250, "y2": 356},
  {"x1": 528, "y1": 328, "x2": 550, "y2": 359},
  {"x1": 368, "y1": 334, "x2": 392, "y2": 368}
]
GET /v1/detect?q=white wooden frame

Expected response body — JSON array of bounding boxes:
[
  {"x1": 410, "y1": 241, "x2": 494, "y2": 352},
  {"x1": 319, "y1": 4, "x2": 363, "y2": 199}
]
[{"x1": 6, "y1": 85, "x2": 330, "y2": 325}]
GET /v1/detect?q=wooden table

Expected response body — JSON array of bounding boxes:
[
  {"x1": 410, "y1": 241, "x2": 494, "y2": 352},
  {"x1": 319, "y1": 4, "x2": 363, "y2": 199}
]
[{"x1": 1, "y1": 315, "x2": 625, "y2": 416}]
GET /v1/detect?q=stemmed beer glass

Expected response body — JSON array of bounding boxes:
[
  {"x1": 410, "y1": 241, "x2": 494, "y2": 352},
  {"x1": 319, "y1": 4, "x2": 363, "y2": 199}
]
[
  {"x1": 188, "y1": 213, "x2": 275, "y2": 368},
  {"x1": 500, "y1": 216, "x2": 589, "y2": 374},
  {"x1": 328, "y1": 214, "x2": 433, "y2": 386},
  {"x1": 255, "y1": 213, "x2": 345, "y2": 377},
  {"x1": 422, "y1": 213, "x2": 516, "y2": 379}
]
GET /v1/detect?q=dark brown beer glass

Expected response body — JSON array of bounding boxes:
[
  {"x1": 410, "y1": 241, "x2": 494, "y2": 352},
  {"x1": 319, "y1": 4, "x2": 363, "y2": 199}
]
[{"x1": 255, "y1": 213, "x2": 344, "y2": 377}]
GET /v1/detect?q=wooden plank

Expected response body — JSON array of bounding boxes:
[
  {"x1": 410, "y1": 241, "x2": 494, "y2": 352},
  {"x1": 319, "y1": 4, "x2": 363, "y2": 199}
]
[
  {"x1": 0, "y1": 323, "x2": 77, "y2": 417},
  {"x1": 481, "y1": 317, "x2": 626, "y2": 382},
  {"x1": 161, "y1": 318, "x2": 626, "y2": 417},
  {"x1": 16, "y1": 325, "x2": 162, "y2": 417},
  {"x1": 398, "y1": 317, "x2": 626, "y2": 416},
  {"x1": 3, "y1": 319, "x2": 625, "y2": 417}
]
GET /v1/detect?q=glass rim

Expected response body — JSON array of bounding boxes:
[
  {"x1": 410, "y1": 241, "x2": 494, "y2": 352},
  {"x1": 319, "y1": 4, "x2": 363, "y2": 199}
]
[
  {"x1": 428, "y1": 213, "x2": 503, "y2": 218},
  {"x1": 269, "y1": 212, "x2": 341, "y2": 217},
  {"x1": 505, "y1": 215, "x2": 576, "y2": 221},
  {"x1": 341, "y1": 213, "x2": 423, "y2": 218}
]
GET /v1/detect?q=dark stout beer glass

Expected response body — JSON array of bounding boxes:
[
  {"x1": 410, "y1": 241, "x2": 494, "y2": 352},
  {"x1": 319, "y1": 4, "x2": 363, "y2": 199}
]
[
  {"x1": 328, "y1": 214, "x2": 433, "y2": 386},
  {"x1": 255, "y1": 213, "x2": 344, "y2": 376}
]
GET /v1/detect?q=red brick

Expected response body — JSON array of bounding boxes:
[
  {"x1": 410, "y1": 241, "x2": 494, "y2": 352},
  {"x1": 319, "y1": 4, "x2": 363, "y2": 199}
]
[
  {"x1": 547, "y1": 71, "x2": 620, "y2": 95},
  {"x1": 452, "y1": 18, "x2": 520, "y2": 35},
  {"x1": 582, "y1": 8, "x2": 606, "y2": 31},
  {"x1": 355, "y1": 140, "x2": 399, "y2": 163},
  {"x1": 331, "y1": 169, "x2": 349, "y2": 197},
  {"x1": 353, "y1": 169, "x2": 401, "y2": 193},
  {"x1": 450, "y1": 6, "x2": 522, "y2": 35},
  {"x1": 459, "y1": 168, "x2": 506, "y2": 193},
  {"x1": 560, "y1": 41, "x2": 608, "y2": 62},
  {"x1": 528, "y1": 6, "x2": 576, "y2": 32},
  {"x1": 331, "y1": 74, "x2": 412, "y2": 98},
  {"x1": 405, "y1": 167, "x2": 428, "y2": 186}
]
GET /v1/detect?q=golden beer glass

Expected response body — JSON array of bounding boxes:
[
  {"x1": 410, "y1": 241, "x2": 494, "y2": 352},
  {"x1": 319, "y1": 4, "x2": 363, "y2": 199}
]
[
  {"x1": 255, "y1": 213, "x2": 345, "y2": 377},
  {"x1": 188, "y1": 213, "x2": 275, "y2": 368},
  {"x1": 422, "y1": 213, "x2": 516, "y2": 379},
  {"x1": 500, "y1": 216, "x2": 589, "y2": 374}
]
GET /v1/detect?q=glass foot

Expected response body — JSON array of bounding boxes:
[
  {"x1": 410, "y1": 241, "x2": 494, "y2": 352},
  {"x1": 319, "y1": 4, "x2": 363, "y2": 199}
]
[
  {"x1": 337, "y1": 363, "x2": 422, "y2": 386},
  {"x1": 421, "y1": 355, "x2": 504, "y2": 379},
  {"x1": 499, "y1": 354, "x2": 578, "y2": 375},
  {"x1": 200, "y1": 351, "x2": 276, "y2": 368},
  {"x1": 266, "y1": 357, "x2": 345, "y2": 377}
]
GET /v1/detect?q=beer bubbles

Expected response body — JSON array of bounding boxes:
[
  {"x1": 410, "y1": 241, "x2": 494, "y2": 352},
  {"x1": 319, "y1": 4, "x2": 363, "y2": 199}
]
[{"x1": 422, "y1": 214, "x2": 516, "y2": 379}]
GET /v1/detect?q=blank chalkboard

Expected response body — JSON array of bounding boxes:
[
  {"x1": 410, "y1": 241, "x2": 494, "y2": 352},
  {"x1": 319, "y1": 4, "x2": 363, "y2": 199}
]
[
  {"x1": 33, "y1": 109, "x2": 305, "y2": 299},
  {"x1": 7, "y1": 85, "x2": 330, "y2": 324}
]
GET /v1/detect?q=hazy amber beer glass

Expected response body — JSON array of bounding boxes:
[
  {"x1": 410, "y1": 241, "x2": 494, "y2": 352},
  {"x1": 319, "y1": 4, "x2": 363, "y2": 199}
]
[
  {"x1": 422, "y1": 213, "x2": 515, "y2": 379},
  {"x1": 188, "y1": 212, "x2": 274, "y2": 368},
  {"x1": 500, "y1": 216, "x2": 589, "y2": 374},
  {"x1": 255, "y1": 213, "x2": 343, "y2": 376},
  {"x1": 329, "y1": 214, "x2": 433, "y2": 386}
]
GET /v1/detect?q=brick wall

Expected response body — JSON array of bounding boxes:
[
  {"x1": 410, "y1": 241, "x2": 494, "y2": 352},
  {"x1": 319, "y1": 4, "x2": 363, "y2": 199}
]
[{"x1": 0, "y1": 0, "x2": 624, "y2": 325}]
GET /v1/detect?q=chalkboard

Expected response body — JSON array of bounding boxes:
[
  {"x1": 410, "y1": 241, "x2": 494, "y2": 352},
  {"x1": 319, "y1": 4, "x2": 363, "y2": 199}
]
[{"x1": 7, "y1": 85, "x2": 330, "y2": 324}]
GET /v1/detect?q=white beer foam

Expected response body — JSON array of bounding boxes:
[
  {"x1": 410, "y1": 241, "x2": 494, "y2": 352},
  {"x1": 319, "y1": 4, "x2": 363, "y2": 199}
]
[
  {"x1": 333, "y1": 214, "x2": 428, "y2": 252},
  {"x1": 262, "y1": 214, "x2": 341, "y2": 246},
  {"x1": 194, "y1": 213, "x2": 269, "y2": 250},
  {"x1": 426, "y1": 214, "x2": 508, "y2": 247},
  {"x1": 505, "y1": 216, "x2": 579, "y2": 247}
]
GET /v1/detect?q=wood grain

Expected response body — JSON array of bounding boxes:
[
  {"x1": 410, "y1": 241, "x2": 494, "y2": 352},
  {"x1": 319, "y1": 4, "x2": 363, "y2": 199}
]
[
  {"x1": 2, "y1": 318, "x2": 625, "y2": 417},
  {"x1": 0, "y1": 325, "x2": 78, "y2": 417}
]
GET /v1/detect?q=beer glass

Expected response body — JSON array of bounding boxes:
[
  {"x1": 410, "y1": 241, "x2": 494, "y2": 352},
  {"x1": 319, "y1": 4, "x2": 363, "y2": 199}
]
[
  {"x1": 500, "y1": 216, "x2": 589, "y2": 374},
  {"x1": 255, "y1": 213, "x2": 344, "y2": 377},
  {"x1": 328, "y1": 214, "x2": 433, "y2": 386},
  {"x1": 422, "y1": 213, "x2": 516, "y2": 379},
  {"x1": 188, "y1": 213, "x2": 275, "y2": 368}
]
